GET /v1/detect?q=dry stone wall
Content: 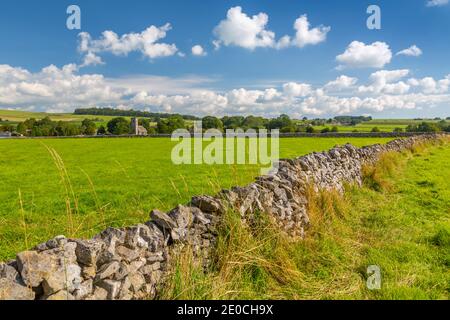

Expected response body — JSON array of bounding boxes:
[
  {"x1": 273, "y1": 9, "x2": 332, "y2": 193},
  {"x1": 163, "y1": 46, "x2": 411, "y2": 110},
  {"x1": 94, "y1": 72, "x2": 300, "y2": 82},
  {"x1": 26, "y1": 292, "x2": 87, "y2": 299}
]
[{"x1": 0, "y1": 134, "x2": 441, "y2": 300}]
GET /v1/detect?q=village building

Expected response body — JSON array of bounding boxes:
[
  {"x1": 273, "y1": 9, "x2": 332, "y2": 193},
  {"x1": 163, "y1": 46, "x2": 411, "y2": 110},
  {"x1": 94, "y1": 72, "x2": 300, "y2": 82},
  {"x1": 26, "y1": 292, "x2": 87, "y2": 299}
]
[{"x1": 130, "y1": 118, "x2": 148, "y2": 136}]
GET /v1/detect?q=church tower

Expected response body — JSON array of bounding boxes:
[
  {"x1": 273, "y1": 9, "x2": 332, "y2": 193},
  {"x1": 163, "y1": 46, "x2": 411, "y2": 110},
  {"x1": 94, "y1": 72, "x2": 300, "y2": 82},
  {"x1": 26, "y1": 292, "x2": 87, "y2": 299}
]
[{"x1": 131, "y1": 118, "x2": 139, "y2": 135}]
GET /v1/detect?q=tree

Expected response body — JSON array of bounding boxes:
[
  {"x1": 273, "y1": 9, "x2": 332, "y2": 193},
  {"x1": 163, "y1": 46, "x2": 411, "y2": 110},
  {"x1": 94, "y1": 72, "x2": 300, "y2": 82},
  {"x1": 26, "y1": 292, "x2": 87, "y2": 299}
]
[
  {"x1": 55, "y1": 121, "x2": 81, "y2": 136},
  {"x1": 306, "y1": 126, "x2": 315, "y2": 133},
  {"x1": 157, "y1": 115, "x2": 185, "y2": 134},
  {"x1": 166, "y1": 115, "x2": 186, "y2": 132},
  {"x1": 139, "y1": 118, "x2": 152, "y2": 132},
  {"x1": 221, "y1": 116, "x2": 244, "y2": 129},
  {"x1": 331, "y1": 126, "x2": 339, "y2": 132},
  {"x1": 321, "y1": 127, "x2": 331, "y2": 133},
  {"x1": 393, "y1": 127, "x2": 404, "y2": 133},
  {"x1": 16, "y1": 122, "x2": 29, "y2": 135},
  {"x1": 97, "y1": 125, "x2": 107, "y2": 135},
  {"x1": 81, "y1": 119, "x2": 97, "y2": 135},
  {"x1": 242, "y1": 116, "x2": 267, "y2": 129},
  {"x1": 0, "y1": 124, "x2": 14, "y2": 132},
  {"x1": 267, "y1": 114, "x2": 293, "y2": 130},
  {"x1": 371, "y1": 127, "x2": 381, "y2": 133},
  {"x1": 202, "y1": 116, "x2": 223, "y2": 131},
  {"x1": 107, "y1": 117, "x2": 130, "y2": 135},
  {"x1": 438, "y1": 120, "x2": 448, "y2": 131},
  {"x1": 406, "y1": 122, "x2": 440, "y2": 133},
  {"x1": 156, "y1": 119, "x2": 170, "y2": 134},
  {"x1": 280, "y1": 126, "x2": 296, "y2": 133}
]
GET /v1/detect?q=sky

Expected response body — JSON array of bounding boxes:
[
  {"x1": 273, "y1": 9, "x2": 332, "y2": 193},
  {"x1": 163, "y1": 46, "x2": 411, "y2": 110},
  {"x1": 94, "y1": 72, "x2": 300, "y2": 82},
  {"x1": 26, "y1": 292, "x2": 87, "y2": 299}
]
[{"x1": 0, "y1": 0, "x2": 449, "y2": 118}]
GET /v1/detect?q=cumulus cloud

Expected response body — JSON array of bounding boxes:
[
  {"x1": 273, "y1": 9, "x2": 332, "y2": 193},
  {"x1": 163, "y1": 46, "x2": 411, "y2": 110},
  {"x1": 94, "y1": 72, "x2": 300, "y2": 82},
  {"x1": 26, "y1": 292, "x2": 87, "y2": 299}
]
[
  {"x1": 336, "y1": 41, "x2": 392, "y2": 69},
  {"x1": 213, "y1": 7, "x2": 330, "y2": 50},
  {"x1": 80, "y1": 52, "x2": 104, "y2": 67},
  {"x1": 1, "y1": 63, "x2": 449, "y2": 118},
  {"x1": 408, "y1": 75, "x2": 450, "y2": 94},
  {"x1": 426, "y1": 0, "x2": 449, "y2": 7},
  {"x1": 291, "y1": 15, "x2": 330, "y2": 48},
  {"x1": 78, "y1": 24, "x2": 178, "y2": 64},
  {"x1": 0, "y1": 64, "x2": 122, "y2": 111},
  {"x1": 282, "y1": 82, "x2": 312, "y2": 97},
  {"x1": 191, "y1": 45, "x2": 207, "y2": 56},
  {"x1": 358, "y1": 70, "x2": 411, "y2": 95},
  {"x1": 213, "y1": 6, "x2": 277, "y2": 50},
  {"x1": 324, "y1": 75, "x2": 358, "y2": 92},
  {"x1": 396, "y1": 45, "x2": 423, "y2": 57}
]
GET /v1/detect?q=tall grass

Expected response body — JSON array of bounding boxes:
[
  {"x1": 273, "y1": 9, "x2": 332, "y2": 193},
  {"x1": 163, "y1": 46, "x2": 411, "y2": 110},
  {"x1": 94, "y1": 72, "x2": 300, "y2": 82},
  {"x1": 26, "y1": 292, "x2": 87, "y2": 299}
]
[{"x1": 41, "y1": 143, "x2": 78, "y2": 237}]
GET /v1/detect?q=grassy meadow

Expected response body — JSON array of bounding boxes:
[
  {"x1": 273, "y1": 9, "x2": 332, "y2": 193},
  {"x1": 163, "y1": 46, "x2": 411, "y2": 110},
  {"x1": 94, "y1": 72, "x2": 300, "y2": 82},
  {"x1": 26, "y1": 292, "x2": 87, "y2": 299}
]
[
  {"x1": 0, "y1": 136, "x2": 393, "y2": 261},
  {"x1": 0, "y1": 109, "x2": 117, "y2": 123},
  {"x1": 162, "y1": 138, "x2": 450, "y2": 300}
]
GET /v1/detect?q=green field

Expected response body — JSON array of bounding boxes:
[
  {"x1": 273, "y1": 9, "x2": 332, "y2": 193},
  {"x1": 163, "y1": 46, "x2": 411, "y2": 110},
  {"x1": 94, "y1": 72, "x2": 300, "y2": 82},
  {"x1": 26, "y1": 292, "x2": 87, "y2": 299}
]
[
  {"x1": 0, "y1": 137, "x2": 393, "y2": 261},
  {"x1": 0, "y1": 109, "x2": 117, "y2": 123},
  {"x1": 311, "y1": 119, "x2": 449, "y2": 133}
]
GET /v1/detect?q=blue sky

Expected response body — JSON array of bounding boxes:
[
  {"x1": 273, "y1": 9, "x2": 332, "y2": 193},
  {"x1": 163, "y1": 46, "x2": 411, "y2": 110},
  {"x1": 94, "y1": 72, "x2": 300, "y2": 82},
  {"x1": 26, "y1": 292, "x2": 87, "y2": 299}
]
[{"x1": 0, "y1": 0, "x2": 449, "y2": 118}]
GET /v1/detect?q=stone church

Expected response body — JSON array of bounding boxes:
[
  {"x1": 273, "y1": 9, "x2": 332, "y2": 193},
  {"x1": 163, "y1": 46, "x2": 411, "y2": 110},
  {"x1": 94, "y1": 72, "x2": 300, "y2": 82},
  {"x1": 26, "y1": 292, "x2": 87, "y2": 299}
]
[{"x1": 130, "y1": 118, "x2": 148, "y2": 136}]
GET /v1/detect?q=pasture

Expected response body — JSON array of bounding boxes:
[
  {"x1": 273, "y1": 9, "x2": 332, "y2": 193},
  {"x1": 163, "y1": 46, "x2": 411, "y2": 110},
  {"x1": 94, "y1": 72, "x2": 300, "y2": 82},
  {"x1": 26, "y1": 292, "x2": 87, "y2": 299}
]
[{"x1": 0, "y1": 136, "x2": 393, "y2": 260}]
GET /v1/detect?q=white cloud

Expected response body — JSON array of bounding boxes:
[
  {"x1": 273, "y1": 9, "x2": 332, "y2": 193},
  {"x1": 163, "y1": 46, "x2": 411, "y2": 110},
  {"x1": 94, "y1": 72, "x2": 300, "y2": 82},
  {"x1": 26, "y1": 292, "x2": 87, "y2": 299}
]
[
  {"x1": 1, "y1": 63, "x2": 449, "y2": 118},
  {"x1": 78, "y1": 24, "x2": 178, "y2": 64},
  {"x1": 291, "y1": 15, "x2": 330, "y2": 48},
  {"x1": 426, "y1": 0, "x2": 449, "y2": 7},
  {"x1": 358, "y1": 69, "x2": 410, "y2": 94},
  {"x1": 396, "y1": 45, "x2": 422, "y2": 57},
  {"x1": 324, "y1": 75, "x2": 358, "y2": 92},
  {"x1": 0, "y1": 64, "x2": 121, "y2": 109},
  {"x1": 213, "y1": 7, "x2": 330, "y2": 50},
  {"x1": 282, "y1": 82, "x2": 312, "y2": 97},
  {"x1": 192, "y1": 45, "x2": 207, "y2": 56},
  {"x1": 80, "y1": 52, "x2": 104, "y2": 67},
  {"x1": 408, "y1": 75, "x2": 450, "y2": 94},
  {"x1": 213, "y1": 6, "x2": 276, "y2": 50},
  {"x1": 336, "y1": 41, "x2": 392, "y2": 69}
]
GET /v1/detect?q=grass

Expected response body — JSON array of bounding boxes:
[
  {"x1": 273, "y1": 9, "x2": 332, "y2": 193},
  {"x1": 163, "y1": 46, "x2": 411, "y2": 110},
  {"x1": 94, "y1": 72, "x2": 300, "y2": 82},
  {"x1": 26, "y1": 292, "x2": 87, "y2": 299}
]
[
  {"x1": 161, "y1": 137, "x2": 450, "y2": 300},
  {"x1": 304, "y1": 119, "x2": 449, "y2": 133},
  {"x1": 0, "y1": 136, "x2": 393, "y2": 261},
  {"x1": 0, "y1": 109, "x2": 117, "y2": 123}
]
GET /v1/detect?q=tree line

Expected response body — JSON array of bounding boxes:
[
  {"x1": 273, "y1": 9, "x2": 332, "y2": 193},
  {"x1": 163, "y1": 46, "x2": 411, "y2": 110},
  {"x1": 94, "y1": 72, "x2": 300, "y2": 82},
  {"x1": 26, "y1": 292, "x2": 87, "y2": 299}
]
[
  {"x1": 74, "y1": 108, "x2": 200, "y2": 121},
  {"x1": 1, "y1": 114, "x2": 449, "y2": 137}
]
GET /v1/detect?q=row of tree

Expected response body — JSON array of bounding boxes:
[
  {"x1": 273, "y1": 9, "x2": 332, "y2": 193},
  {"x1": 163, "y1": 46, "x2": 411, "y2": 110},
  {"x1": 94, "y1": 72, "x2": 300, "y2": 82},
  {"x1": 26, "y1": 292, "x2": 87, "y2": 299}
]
[
  {"x1": 8, "y1": 117, "x2": 98, "y2": 137},
  {"x1": 3, "y1": 115, "x2": 450, "y2": 137},
  {"x1": 406, "y1": 121, "x2": 450, "y2": 133}
]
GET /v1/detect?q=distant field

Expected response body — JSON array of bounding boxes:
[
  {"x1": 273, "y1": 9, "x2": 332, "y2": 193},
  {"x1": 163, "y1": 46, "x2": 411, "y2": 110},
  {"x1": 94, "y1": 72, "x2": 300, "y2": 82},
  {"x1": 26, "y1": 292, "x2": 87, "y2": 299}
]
[
  {"x1": 312, "y1": 124, "x2": 408, "y2": 133},
  {"x1": 0, "y1": 109, "x2": 118, "y2": 123},
  {"x1": 312, "y1": 119, "x2": 449, "y2": 133},
  {"x1": 0, "y1": 136, "x2": 393, "y2": 260}
]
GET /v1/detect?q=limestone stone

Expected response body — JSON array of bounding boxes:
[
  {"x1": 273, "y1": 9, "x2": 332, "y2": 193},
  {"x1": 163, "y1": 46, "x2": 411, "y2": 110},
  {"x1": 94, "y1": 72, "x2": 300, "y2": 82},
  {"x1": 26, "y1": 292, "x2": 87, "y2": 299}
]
[
  {"x1": 16, "y1": 251, "x2": 58, "y2": 288},
  {"x1": 95, "y1": 261, "x2": 120, "y2": 281},
  {"x1": 191, "y1": 195, "x2": 223, "y2": 213},
  {"x1": 0, "y1": 278, "x2": 35, "y2": 300},
  {"x1": 97, "y1": 279, "x2": 121, "y2": 300},
  {"x1": 74, "y1": 239, "x2": 104, "y2": 266},
  {"x1": 150, "y1": 210, "x2": 177, "y2": 230}
]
